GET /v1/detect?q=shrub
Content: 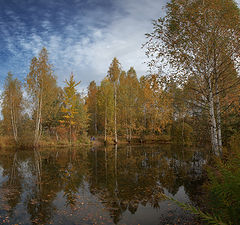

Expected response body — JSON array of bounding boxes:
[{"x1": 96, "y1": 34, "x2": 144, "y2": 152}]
[{"x1": 206, "y1": 149, "x2": 240, "y2": 224}]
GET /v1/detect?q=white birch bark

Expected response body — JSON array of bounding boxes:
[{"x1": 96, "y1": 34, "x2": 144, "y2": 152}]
[
  {"x1": 94, "y1": 104, "x2": 97, "y2": 135},
  {"x1": 104, "y1": 103, "x2": 107, "y2": 143},
  {"x1": 114, "y1": 82, "x2": 117, "y2": 144},
  {"x1": 10, "y1": 94, "x2": 18, "y2": 143},
  {"x1": 208, "y1": 80, "x2": 219, "y2": 155},
  {"x1": 34, "y1": 81, "x2": 43, "y2": 147},
  {"x1": 216, "y1": 92, "x2": 222, "y2": 154}
]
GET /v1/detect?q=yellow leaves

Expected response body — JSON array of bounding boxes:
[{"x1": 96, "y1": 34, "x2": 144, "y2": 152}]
[
  {"x1": 59, "y1": 73, "x2": 88, "y2": 135},
  {"x1": 108, "y1": 57, "x2": 121, "y2": 83}
]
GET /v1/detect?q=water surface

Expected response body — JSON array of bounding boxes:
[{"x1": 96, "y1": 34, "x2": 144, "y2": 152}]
[{"x1": 0, "y1": 145, "x2": 207, "y2": 224}]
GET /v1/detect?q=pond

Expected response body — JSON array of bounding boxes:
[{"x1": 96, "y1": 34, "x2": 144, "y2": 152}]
[{"x1": 0, "y1": 145, "x2": 207, "y2": 225}]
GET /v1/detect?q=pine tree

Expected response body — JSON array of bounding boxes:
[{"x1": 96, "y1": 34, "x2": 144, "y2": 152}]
[{"x1": 60, "y1": 73, "x2": 81, "y2": 144}]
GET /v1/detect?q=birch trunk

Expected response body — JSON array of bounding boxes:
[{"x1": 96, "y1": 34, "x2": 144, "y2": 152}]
[
  {"x1": 114, "y1": 82, "x2": 117, "y2": 144},
  {"x1": 203, "y1": 0, "x2": 219, "y2": 155},
  {"x1": 70, "y1": 122, "x2": 72, "y2": 145},
  {"x1": 94, "y1": 104, "x2": 97, "y2": 135},
  {"x1": 216, "y1": 84, "x2": 222, "y2": 155},
  {"x1": 129, "y1": 110, "x2": 132, "y2": 142},
  {"x1": 34, "y1": 96, "x2": 40, "y2": 146},
  {"x1": 105, "y1": 147, "x2": 108, "y2": 184},
  {"x1": 144, "y1": 105, "x2": 147, "y2": 129},
  {"x1": 208, "y1": 82, "x2": 219, "y2": 155},
  {"x1": 13, "y1": 104, "x2": 18, "y2": 142},
  {"x1": 10, "y1": 94, "x2": 18, "y2": 143},
  {"x1": 104, "y1": 104, "x2": 107, "y2": 143},
  {"x1": 11, "y1": 104, "x2": 17, "y2": 143},
  {"x1": 34, "y1": 82, "x2": 43, "y2": 147}
]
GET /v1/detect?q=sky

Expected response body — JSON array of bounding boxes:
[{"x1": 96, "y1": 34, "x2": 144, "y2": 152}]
[
  {"x1": 1, "y1": 0, "x2": 240, "y2": 91},
  {"x1": 0, "y1": 0, "x2": 169, "y2": 90}
]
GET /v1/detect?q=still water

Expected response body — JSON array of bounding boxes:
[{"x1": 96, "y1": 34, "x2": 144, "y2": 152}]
[{"x1": 0, "y1": 145, "x2": 207, "y2": 225}]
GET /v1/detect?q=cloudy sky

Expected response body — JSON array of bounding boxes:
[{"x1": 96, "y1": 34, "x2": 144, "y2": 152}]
[
  {"x1": 0, "y1": 0, "x2": 169, "y2": 90},
  {"x1": 1, "y1": 0, "x2": 240, "y2": 90}
]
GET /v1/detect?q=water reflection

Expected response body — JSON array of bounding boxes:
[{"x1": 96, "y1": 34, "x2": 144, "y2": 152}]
[{"x1": 0, "y1": 145, "x2": 206, "y2": 224}]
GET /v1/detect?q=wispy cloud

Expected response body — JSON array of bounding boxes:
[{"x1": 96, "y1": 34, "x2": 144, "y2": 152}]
[{"x1": 1, "y1": 0, "x2": 239, "y2": 91}]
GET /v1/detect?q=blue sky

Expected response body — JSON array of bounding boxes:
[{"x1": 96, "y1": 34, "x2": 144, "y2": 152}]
[
  {"x1": 0, "y1": 0, "x2": 168, "y2": 90},
  {"x1": 1, "y1": 0, "x2": 240, "y2": 91}
]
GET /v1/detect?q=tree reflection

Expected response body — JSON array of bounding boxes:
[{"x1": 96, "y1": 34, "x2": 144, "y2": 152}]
[
  {"x1": 87, "y1": 145, "x2": 207, "y2": 223},
  {"x1": 0, "y1": 145, "x2": 207, "y2": 224},
  {"x1": 0, "y1": 151, "x2": 22, "y2": 217}
]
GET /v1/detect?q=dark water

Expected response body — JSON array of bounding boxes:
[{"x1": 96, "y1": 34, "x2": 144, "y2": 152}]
[{"x1": 0, "y1": 145, "x2": 207, "y2": 225}]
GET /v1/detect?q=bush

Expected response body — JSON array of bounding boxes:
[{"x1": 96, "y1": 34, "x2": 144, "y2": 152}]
[
  {"x1": 166, "y1": 146, "x2": 240, "y2": 225},
  {"x1": 206, "y1": 148, "x2": 240, "y2": 224}
]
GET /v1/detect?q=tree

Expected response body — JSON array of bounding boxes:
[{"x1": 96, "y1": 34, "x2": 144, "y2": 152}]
[
  {"x1": 145, "y1": 0, "x2": 240, "y2": 155},
  {"x1": 26, "y1": 47, "x2": 58, "y2": 147},
  {"x1": 86, "y1": 81, "x2": 98, "y2": 135},
  {"x1": 1, "y1": 72, "x2": 23, "y2": 143},
  {"x1": 60, "y1": 73, "x2": 81, "y2": 144},
  {"x1": 118, "y1": 68, "x2": 140, "y2": 142},
  {"x1": 97, "y1": 78, "x2": 114, "y2": 143},
  {"x1": 108, "y1": 58, "x2": 121, "y2": 144},
  {"x1": 74, "y1": 92, "x2": 89, "y2": 138},
  {"x1": 139, "y1": 75, "x2": 173, "y2": 136}
]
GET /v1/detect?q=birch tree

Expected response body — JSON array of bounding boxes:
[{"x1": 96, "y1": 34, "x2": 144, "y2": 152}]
[
  {"x1": 108, "y1": 58, "x2": 121, "y2": 144},
  {"x1": 145, "y1": 0, "x2": 240, "y2": 155},
  {"x1": 26, "y1": 47, "x2": 57, "y2": 147},
  {"x1": 86, "y1": 81, "x2": 98, "y2": 135},
  {"x1": 118, "y1": 68, "x2": 140, "y2": 142},
  {"x1": 2, "y1": 72, "x2": 23, "y2": 143},
  {"x1": 97, "y1": 78, "x2": 114, "y2": 143}
]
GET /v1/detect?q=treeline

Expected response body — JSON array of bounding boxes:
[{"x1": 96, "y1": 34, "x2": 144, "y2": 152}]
[
  {"x1": 0, "y1": 49, "x2": 180, "y2": 147},
  {"x1": 1, "y1": 47, "x2": 239, "y2": 150},
  {"x1": 87, "y1": 58, "x2": 209, "y2": 145},
  {"x1": 1, "y1": 48, "x2": 88, "y2": 147},
  {"x1": 87, "y1": 58, "x2": 240, "y2": 150}
]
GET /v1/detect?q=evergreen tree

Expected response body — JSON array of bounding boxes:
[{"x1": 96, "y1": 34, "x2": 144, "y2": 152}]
[{"x1": 60, "y1": 73, "x2": 87, "y2": 144}]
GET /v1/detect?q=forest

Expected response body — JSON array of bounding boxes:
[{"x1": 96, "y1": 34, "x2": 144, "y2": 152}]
[
  {"x1": 0, "y1": 0, "x2": 240, "y2": 153},
  {"x1": 3, "y1": 44, "x2": 239, "y2": 151},
  {"x1": 0, "y1": 0, "x2": 240, "y2": 224}
]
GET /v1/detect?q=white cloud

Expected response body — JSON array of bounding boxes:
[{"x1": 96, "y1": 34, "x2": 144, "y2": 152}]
[
  {"x1": 0, "y1": 0, "x2": 167, "y2": 90},
  {"x1": 46, "y1": 0, "x2": 168, "y2": 87},
  {"x1": 6, "y1": 0, "x2": 240, "y2": 91}
]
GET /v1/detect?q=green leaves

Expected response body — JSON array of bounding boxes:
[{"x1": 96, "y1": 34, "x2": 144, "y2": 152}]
[
  {"x1": 206, "y1": 152, "x2": 240, "y2": 224},
  {"x1": 162, "y1": 193, "x2": 227, "y2": 225},
  {"x1": 61, "y1": 73, "x2": 88, "y2": 143}
]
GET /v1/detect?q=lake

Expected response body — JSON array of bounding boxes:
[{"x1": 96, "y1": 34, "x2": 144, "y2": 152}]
[{"x1": 0, "y1": 145, "x2": 207, "y2": 224}]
